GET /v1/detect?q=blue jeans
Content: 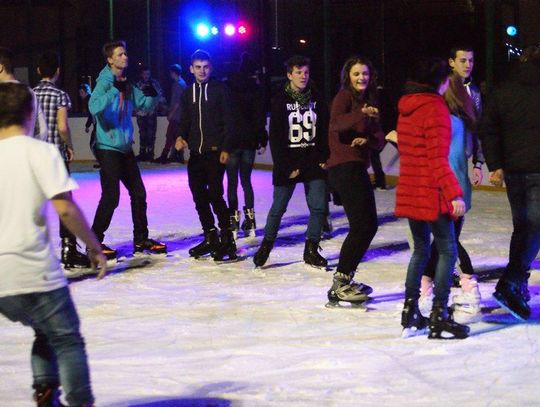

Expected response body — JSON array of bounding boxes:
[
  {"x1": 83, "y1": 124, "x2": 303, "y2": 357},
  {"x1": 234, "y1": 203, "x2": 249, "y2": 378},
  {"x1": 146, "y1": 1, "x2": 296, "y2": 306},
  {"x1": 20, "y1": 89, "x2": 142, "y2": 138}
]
[
  {"x1": 264, "y1": 178, "x2": 327, "y2": 242},
  {"x1": 0, "y1": 287, "x2": 94, "y2": 405},
  {"x1": 226, "y1": 149, "x2": 256, "y2": 211},
  {"x1": 504, "y1": 173, "x2": 540, "y2": 283},
  {"x1": 406, "y1": 215, "x2": 457, "y2": 305}
]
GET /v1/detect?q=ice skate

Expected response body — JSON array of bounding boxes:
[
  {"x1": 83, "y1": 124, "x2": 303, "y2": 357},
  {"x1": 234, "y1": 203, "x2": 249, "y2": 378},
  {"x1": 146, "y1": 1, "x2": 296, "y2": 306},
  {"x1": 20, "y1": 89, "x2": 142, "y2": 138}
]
[
  {"x1": 230, "y1": 210, "x2": 240, "y2": 240},
  {"x1": 241, "y1": 207, "x2": 256, "y2": 238},
  {"x1": 253, "y1": 238, "x2": 274, "y2": 268},
  {"x1": 493, "y1": 279, "x2": 530, "y2": 321},
  {"x1": 134, "y1": 238, "x2": 167, "y2": 256},
  {"x1": 428, "y1": 304, "x2": 470, "y2": 339},
  {"x1": 212, "y1": 229, "x2": 238, "y2": 262},
  {"x1": 326, "y1": 271, "x2": 370, "y2": 309},
  {"x1": 61, "y1": 238, "x2": 91, "y2": 269},
  {"x1": 33, "y1": 384, "x2": 66, "y2": 407},
  {"x1": 304, "y1": 239, "x2": 327, "y2": 269},
  {"x1": 452, "y1": 274, "x2": 481, "y2": 321},
  {"x1": 418, "y1": 275, "x2": 434, "y2": 317},
  {"x1": 401, "y1": 298, "x2": 428, "y2": 338},
  {"x1": 189, "y1": 229, "x2": 219, "y2": 259},
  {"x1": 90, "y1": 242, "x2": 117, "y2": 262}
]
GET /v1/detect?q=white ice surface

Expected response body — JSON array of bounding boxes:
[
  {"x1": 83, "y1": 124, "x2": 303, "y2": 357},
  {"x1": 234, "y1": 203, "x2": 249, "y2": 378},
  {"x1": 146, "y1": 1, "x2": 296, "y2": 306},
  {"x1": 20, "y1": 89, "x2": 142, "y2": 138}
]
[{"x1": 1, "y1": 165, "x2": 539, "y2": 406}]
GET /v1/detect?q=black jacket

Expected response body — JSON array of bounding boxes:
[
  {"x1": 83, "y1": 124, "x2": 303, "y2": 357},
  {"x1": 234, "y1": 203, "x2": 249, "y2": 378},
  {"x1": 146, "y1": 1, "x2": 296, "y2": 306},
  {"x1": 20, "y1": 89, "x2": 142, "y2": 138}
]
[
  {"x1": 480, "y1": 62, "x2": 540, "y2": 173},
  {"x1": 226, "y1": 72, "x2": 268, "y2": 150},
  {"x1": 178, "y1": 79, "x2": 235, "y2": 154},
  {"x1": 269, "y1": 85, "x2": 329, "y2": 186}
]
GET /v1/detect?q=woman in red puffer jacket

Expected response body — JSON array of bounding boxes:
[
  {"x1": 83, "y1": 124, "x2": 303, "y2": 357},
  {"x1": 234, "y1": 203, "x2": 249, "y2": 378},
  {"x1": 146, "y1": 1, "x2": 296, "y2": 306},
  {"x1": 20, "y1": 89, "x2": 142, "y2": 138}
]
[{"x1": 396, "y1": 57, "x2": 469, "y2": 340}]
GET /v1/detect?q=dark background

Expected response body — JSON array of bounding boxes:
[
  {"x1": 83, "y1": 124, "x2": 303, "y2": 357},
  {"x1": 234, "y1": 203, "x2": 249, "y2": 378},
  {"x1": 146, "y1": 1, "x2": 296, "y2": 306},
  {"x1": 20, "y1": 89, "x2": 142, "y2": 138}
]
[{"x1": 0, "y1": 0, "x2": 538, "y2": 116}]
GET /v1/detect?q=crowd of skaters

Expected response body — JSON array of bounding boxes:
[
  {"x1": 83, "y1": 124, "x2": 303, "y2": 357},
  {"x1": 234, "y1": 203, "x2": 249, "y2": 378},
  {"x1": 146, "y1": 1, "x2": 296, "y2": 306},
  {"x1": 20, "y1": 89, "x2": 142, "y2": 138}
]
[{"x1": 1, "y1": 38, "x2": 540, "y2": 405}]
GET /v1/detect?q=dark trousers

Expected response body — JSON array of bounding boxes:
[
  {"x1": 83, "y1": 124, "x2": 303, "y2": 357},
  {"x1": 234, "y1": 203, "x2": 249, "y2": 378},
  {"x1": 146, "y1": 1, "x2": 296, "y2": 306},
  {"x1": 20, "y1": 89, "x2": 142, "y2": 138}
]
[
  {"x1": 328, "y1": 162, "x2": 378, "y2": 273},
  {"x1": 59, "y1": 161, "x2": 76, "y2": 242},
  {"x1": 92, "y1": 149, "x2": 148, "y2": 242},
  {"x1": 423, "y1": 216, "x2": 474, "y2": 278},
  {"x1": 188, "y1": 151, "x2": 230, "y2": 232},
  {"x1": 160, "y1": 120, "x2": 183, "y2": 161},
  {"x1": 503, "y1": 173, "x2": 540, "y2": 283},
  {"x1": 226, "y1": 149, "x2": 256, "y2": 211},
  {"x1": 136, "y1": 115, "x2": 157, "y2": 154},
  {"x1": 370, "y1": 149, "x2": 386, "y2": 188}
]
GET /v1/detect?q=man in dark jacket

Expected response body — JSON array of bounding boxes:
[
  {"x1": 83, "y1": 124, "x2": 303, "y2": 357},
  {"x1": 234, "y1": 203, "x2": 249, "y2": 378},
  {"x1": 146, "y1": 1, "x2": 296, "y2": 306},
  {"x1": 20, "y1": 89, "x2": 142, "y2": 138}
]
[
  {"x1": 480, "y1": 45, "x2": 540, "y2": 321},
  {"x1": 253, "y1": 55, "x2": 329, "y2": 268},
  {"x1": 175, "y1": 49, "x2": 237, "y2": 261}
]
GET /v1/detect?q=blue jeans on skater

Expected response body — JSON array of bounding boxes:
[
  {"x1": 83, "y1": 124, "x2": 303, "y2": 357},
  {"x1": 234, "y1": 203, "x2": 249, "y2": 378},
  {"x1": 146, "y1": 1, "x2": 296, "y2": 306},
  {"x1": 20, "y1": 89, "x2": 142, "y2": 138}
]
[
  {"x1": 226, "y1": 149, "x2": 256, "y2": 211},
  {"x1": 0, "y1": 286, "x2": 94, "y2": 404},
  {"x1": 504, "y1": 172, "x2": 540, "y2": 284},
  {"x1": 263, "y1": 178, "x2": 326, "y2": 242},
  {"x1": 406, "y1": 215, "x2": 457, "y2": 305}
]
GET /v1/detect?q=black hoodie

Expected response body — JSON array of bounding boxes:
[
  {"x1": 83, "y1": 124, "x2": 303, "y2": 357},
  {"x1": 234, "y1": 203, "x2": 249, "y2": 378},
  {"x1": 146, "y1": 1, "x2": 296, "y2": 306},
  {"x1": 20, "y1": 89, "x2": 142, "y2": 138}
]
[
  {"x1": 269, "y1": 84, "x2": 329, "y2": 186},
  {"x1": 480, "y1": 61, "x2": 540, "y2": 173},
  {"x1": 178, "y1": 79, "x2": 236, "y2": 154}
]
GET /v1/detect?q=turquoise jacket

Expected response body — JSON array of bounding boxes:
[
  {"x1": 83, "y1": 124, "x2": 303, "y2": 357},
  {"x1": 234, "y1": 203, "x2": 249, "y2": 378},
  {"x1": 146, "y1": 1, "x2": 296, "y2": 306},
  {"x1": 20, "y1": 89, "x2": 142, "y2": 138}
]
[
  {"x1": 89, "y1": 65, "x2": 158, "y2": 153},
  {"x1": 448, "y1": 114, "x2": 472, "y2": 211}
]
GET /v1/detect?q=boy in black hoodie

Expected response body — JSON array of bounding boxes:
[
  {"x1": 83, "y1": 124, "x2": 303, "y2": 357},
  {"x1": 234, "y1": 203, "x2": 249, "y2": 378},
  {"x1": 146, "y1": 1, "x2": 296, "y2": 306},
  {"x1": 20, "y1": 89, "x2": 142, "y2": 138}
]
[
  {"x1": 175, "y1": 49, "x2": 237, "y2": 261},
  {"x1": 253, "y1": 55, "x2": 329, "y2": 268}
]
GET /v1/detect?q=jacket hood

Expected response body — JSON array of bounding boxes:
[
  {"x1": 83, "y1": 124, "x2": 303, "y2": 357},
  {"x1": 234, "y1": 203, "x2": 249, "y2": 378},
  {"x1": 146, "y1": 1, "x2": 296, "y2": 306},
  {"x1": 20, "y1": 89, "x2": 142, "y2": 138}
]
[
  {"x1": 96, "y1": 65, "x2": 114, "y2": 84},
  {"x1": 398, "y1": 87, "x2": 442, "y2": 116}
]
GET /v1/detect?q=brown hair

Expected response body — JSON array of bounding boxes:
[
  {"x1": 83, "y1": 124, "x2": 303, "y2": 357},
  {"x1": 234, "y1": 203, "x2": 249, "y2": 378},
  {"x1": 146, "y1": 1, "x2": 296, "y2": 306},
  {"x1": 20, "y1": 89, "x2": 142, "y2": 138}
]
[
  {"x1": 0, "y1": 82, "x2": 34, "y2": 129},
  {"x1": 443, "y1": 72, "x2": 476, "y2": 131},
  {"x1": 102, "y1": 40, "x2": 127, "y2": 59}
]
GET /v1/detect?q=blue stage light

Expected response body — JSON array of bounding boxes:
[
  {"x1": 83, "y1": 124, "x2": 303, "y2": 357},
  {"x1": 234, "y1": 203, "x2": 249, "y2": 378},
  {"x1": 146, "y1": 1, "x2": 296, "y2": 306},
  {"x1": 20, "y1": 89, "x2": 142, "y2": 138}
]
[
  {"x1": 196, "y1": 23, "x2": 210, "y2": 39},
  {"x1": 211, "y1": 26, "x2": 219, "y2": 35},
  {"x1": 506, "y1": 25, "x2": 518, "y2": 37}
]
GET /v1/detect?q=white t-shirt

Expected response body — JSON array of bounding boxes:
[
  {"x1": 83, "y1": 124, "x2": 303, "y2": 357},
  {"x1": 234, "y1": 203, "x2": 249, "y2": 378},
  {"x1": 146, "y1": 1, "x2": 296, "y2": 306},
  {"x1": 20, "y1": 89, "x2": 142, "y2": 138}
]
[{"x1": 0, "y1": 136, "x2": 78, "y2": 297}]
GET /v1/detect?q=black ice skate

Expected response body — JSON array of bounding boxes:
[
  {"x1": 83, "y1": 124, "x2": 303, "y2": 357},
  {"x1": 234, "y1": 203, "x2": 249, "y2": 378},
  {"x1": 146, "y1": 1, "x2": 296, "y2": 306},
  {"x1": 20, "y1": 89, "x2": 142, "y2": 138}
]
[
  {"x1": 401, "y1": 298, "x2": 428, "y2": 338},
  {"x1": 212, "y1": 229, "x2": 238, "y2": 262},
  {"x1": 326, "y1": 271, "x2": 370, "y2": 309},
  {"x1": 303, "y1": 239, "x2": 327, "y2": 269},
  {"x1": 230, "y1": 210, "x2": 240, "y2": 240},
  {"x1": 493, "y1": 278, "x2": 531, "y2": 321},
  {"x1": 253, "y1": 238, "x2": 274, "y2": 268},
  {"x1": 61, "y1": 238, "x2": 91, "y2": 269},
  {"x1": 241, "y1": 207, "x2": 256, "y2": 238},
  {"x1": 134, "y1": 238, "x2": 167, "y2": 255},
  {"x1": 33, "y1": 384, "x2": 66, "y2": 407},
  {"x1": 94, "y1": 243, "x2": 117, "y2": 261},
  {"x1": 428, "y1": 304, "x2": 470, "y2": 339},
  {"x1": 189, "y1": 229, "x2": 220, "y2": 259}
]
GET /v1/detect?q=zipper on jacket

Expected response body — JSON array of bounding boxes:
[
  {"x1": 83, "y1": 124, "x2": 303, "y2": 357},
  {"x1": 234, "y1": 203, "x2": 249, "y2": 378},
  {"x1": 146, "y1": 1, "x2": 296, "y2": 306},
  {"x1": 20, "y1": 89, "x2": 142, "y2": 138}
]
[{"x1": 198, "y1": 83, "x2": 204, "y2": 154}]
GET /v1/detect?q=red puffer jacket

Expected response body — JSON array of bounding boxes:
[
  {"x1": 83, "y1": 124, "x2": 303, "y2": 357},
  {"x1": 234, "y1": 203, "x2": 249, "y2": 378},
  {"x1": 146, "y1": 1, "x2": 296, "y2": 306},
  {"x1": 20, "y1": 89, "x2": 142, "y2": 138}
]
[{"x1": 395, "y1": 91, "x2": 462, "y2": 221}]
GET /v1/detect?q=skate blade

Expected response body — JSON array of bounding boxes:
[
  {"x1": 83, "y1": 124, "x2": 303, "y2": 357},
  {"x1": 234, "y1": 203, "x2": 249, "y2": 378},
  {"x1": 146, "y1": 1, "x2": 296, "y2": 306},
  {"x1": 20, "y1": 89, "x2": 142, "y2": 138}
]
[
  {"x1": 428, "y1": 330, "x2": 469, "y2": 340},
  {"x1": 492, "y1": 293, "x2": 528, "y2": 321},
  {"x1": 325, "y1": 301, "x2": 367, "y2": 310},
  {"x1": 213, "y1": 256, "x2": 240, "y2": 264},
  {"x1": 304, "y1": 263, "x2": 328, "y2": 271},
  {"x1": 401, "y1": 327, "x2": 427, "y2": 338},
  {"x1": 133, "y1": 251, "x2": 167, "y2": 258}
]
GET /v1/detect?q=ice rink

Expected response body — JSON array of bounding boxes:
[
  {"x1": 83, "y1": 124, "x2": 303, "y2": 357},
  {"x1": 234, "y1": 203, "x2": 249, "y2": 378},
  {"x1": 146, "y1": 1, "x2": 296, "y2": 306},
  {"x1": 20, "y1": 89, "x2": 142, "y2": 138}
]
[{"x1": 1, "y1": 164, "x2": 539, "y2": 406}]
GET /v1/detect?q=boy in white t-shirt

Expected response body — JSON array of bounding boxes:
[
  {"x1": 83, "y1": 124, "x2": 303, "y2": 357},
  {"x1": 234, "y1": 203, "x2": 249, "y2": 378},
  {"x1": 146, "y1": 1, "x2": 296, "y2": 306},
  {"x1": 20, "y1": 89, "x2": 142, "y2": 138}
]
[{"x1": 0, "y1": 82, "x2": 107, "y2": 406}]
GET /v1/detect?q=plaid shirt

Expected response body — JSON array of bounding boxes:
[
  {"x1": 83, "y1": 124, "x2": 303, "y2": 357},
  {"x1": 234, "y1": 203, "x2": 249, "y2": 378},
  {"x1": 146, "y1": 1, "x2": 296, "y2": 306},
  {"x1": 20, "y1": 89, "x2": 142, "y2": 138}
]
[{"x1": 33, "y1": 80, "x2": 72, "y2": 159}]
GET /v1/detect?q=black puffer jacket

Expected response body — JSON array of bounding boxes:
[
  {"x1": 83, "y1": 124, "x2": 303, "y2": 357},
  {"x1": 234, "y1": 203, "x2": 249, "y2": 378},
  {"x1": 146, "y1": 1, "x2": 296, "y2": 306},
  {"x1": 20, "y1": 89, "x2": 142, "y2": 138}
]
[
  {"x1": 480, "y1": 62, "x2": 540, "y2": 173},
  {"x1": 178, "y1": 79, "x2": 236, "y2": 154}
]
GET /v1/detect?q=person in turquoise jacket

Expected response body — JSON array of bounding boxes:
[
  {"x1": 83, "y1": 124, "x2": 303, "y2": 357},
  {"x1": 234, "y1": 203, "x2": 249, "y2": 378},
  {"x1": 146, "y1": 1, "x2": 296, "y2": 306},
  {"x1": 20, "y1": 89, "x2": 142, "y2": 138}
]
[{"x1": 89, "y1": 40, "x2": 166, "y2": 259}]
